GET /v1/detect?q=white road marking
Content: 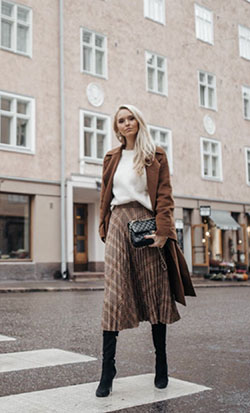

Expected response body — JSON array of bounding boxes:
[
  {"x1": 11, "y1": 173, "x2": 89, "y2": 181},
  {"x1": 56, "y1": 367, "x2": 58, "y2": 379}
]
[
  {"x1": 0, "y1": 349, "x2": 96, "y2": 373},
  {"x1": 0, "y1": 334, "x2": 16, "y2": 342},
  {"x1": 0, "y1": 373, "x2": 211, "y2": 413}
]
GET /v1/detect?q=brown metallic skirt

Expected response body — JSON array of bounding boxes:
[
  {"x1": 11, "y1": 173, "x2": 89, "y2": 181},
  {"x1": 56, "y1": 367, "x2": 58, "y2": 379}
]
[{"x1": 101, "y1": 202, "x2": 180, "y2": 331}]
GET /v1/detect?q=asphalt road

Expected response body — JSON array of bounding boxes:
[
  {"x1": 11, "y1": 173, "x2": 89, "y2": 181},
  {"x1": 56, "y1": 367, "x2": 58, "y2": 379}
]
[{"x1": 0, "y1": 287, "x2": 250, "y2": 412}]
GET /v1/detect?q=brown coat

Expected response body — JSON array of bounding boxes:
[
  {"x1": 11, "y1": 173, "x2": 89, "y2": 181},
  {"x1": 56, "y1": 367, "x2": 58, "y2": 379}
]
[{"x1": 99, "y1": 144, "x2": 196, "y2": 306}]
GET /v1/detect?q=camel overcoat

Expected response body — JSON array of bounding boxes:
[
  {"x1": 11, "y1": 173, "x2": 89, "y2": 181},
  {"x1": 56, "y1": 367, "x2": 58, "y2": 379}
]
[{"x1": 99, "y1": 144, "x2": 196, "y2": 306}]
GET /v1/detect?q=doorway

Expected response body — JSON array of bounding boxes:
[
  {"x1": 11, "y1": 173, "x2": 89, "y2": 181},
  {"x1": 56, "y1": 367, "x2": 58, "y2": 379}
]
[{"x1": 73, "y1": 203, "x2": 88, "y2": 272}]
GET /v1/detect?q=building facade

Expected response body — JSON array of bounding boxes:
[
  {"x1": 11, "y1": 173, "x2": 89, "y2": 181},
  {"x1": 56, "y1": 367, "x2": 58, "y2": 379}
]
[{"x1": 0, "y1": 0, "x2": 250, "y2": 280}]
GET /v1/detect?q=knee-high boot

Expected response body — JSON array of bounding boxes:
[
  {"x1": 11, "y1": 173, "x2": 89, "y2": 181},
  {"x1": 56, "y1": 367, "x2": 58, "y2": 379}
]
[
  {"x1": 95, "y1": 331, "x2": 119, "y2": 397},
  {"x1": 151, "y1": 323, "x2": 168, "y2": 389}
]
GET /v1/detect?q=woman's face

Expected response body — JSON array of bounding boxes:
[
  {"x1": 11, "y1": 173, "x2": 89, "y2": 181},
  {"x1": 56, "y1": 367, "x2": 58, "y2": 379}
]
[{"x1": 116, "y1": 109, "x2": 139, "y2": 140}]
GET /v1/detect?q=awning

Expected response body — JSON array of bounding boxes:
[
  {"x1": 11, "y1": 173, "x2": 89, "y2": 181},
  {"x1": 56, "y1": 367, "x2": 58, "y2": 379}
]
[{"x1": 210, "y1": 210, "x2": 241, "y2": 230}]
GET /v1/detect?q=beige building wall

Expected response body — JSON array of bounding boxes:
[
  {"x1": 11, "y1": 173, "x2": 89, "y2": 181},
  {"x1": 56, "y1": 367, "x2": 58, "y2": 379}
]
[{"x1": 0, "y1": 0, "x2": 250, "y2": 279}]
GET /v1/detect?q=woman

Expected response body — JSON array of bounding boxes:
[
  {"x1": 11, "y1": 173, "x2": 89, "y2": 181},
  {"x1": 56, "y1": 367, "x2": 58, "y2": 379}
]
[{"x1": 96, "y1": 104, "x2": 195, "y2": 397}]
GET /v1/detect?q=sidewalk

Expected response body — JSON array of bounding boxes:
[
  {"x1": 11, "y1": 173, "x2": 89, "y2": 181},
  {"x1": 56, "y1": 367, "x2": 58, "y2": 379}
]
[{"x1": 0, "y1": 277, "x2": 249, "y2": 293}]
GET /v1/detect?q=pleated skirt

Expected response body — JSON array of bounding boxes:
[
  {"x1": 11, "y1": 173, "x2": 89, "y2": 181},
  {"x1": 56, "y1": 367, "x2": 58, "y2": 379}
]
[{"x1": 101, "y1": 202, "x2": 180, "y2": 331}]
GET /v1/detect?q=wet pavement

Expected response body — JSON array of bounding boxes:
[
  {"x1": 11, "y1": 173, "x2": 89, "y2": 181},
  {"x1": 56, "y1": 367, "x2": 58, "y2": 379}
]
[{"x1": 0, "y1": 287, "x2": 250, "y2": 412}]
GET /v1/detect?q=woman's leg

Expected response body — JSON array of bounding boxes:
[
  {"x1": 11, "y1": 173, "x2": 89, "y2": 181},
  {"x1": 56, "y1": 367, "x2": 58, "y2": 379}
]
[
  {"x1": 151, "y1": 323, "x2": 168, "y2": 389},
  {"x1": 96, "y1": 330, "x2": 119, "y2": 397}
]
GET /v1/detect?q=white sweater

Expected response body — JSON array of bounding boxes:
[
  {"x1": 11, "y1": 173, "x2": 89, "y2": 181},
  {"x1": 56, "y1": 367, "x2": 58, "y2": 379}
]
[{"x1": 110, "y1": 149, "x2": 153, "y2": 211}]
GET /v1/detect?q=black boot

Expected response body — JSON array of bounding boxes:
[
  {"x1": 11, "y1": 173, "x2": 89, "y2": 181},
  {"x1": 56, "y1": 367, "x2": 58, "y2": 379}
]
[
  {"x1": 96, "y1": 331, "x2": 118, "y2": 397},
  {"x1": 152, "y1": 323, "x2": 168, "y2": 389}
]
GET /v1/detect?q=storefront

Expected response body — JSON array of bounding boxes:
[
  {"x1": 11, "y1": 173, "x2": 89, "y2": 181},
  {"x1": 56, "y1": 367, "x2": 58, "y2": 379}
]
[{"x1": 191, "y1": 205, "x2": 249, "y2": 276}]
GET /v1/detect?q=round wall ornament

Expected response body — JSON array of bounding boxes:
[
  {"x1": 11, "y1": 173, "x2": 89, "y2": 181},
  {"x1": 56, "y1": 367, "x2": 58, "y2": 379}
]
[
  {"x1": 86, "y1": 83, "x2": 104, "y2": 107},
  {"x1": 203, "y1": 115, "x2": 216, "y2": 135}
]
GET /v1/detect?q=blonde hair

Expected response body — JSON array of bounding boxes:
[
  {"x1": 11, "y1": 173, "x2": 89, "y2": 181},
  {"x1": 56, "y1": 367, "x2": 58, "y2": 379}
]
[{"x1": 113, "y1": 104, "x2": 156, "y2": 175}]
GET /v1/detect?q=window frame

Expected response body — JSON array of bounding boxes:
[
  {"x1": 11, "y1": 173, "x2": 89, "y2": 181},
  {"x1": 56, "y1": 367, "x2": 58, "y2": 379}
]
[
  {"x1": 0, "y1": 0, "x2": 32, "y2": 57},
  {"x1": 200, "y1": 137, "x2": 223, "y2": 181},
  {"x1": 80, "y1": 27, "x2": 108, "y2": 79},
  {"x1": 0, "y1": 90, "x2": 35, "y2": 154},
  {"x1": 238, "y1": 24, "x2": 250, "y2": 60},
  {"x1": 198, "y1": 70, "x2": 217, "y2": 111},
  {"x1": 79, "y1": 109, "x2": 111, "y2": 172},
  {"x1": 145, "y1": 50, "x2": 168, "y2": 96},
  {"x1": 194, "y1": 3, "x2": 214, "y2": 45},
  {"x1": 144, "y1": 0, "x2": 166, "y2": 25},
  {"x1": 148, "y1": 124, "x2": 173, "y2": 174},
  {"x1": 242, "y1": 85, "x2": 250, "y2": 120},
  {"x1": 245, "y1": 147, "x2": 250, "y2": 185}
]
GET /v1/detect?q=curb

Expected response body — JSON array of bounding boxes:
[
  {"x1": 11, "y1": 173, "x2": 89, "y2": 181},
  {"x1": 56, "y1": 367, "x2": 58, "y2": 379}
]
[{"x1": 0, "y1": 282, "x2": 249, "y2": 293}]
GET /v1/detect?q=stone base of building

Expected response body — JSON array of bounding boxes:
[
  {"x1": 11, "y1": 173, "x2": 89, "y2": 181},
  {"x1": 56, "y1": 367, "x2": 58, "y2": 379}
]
[{"x1": 0, "y1": 262, "x2": 61, "y2": 281}]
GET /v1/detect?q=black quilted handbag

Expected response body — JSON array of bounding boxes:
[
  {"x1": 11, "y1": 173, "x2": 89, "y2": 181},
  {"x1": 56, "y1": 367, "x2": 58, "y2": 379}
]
[{"x1": 128, "y1": 218, "x2": 156, "y2": 248}]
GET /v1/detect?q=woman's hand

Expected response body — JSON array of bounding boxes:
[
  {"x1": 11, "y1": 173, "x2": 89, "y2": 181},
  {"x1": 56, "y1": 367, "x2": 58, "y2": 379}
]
[{"x1": 144, "y1": 231, "x2": 168, "y2": 248}]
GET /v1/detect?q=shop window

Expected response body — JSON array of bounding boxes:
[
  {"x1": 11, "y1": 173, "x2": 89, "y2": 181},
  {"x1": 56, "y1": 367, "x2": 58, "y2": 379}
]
[
  {"x1": 195, "y1": 4, "x2": 213, "y2": 45},
  {"x1": 0, "y1": 1, "x2": 32, "y2": 56},
  {"x1": 146, "y1": 51, "x2": 167, "y2": 96},
  {"x1": 201, "y1": 137, "x2": 222, "y2": 180},
  {"x1": 81, "y1": 28, "x2": 107, "y2": 78},
  {"x1": 239, "y1": 25, "x2": 250, "y2": 60},
  {"x1": 198, "y1": 70, "x2": 217, "y2": 110},
  {"x1": 0, "y1": 193, "x2": 31, "y2": 260},
  {"x1": 144, "y1": 0, "x2": 165, "y2": 24},
  {"x1": 80, "y1": 109, "x2": 111, "y2": 169},
  {"x1": 149, "y1": 125, "x2": 173, "y2": 173},
  {"x1": 245, "y1": 148, "x2": 250, "y2": 184},
  {"x1": 242, "y1": 86, "x2": 250, "y2": 120},
  {"x1": 0, "y1": 91, "x2": 35, "y2": 153}
]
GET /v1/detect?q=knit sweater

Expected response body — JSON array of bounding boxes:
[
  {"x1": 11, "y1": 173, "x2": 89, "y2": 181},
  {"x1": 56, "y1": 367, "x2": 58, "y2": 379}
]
[{"x1": 110, "y1": 149, "x2": 153, "y2": 211}]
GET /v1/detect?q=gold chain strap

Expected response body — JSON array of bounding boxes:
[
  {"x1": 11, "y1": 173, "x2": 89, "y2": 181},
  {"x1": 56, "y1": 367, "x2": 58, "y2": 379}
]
[{"x1": 158, "y1": 248, "x2": 168, "y2": 271}]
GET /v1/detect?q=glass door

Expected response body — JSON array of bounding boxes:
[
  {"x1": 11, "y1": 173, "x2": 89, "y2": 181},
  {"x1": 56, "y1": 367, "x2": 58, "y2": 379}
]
[
  {"x1": 191, "y1": 223, "x2": 209, "y2": 266},
  {"x1": 74, "y1": 204, "x2": 88, "y2": 271}
]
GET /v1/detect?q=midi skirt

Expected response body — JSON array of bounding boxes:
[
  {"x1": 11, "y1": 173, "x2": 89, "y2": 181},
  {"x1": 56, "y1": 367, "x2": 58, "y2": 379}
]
[{"x1": 101, "y1": 202, "x2": 180, "y2": 331}]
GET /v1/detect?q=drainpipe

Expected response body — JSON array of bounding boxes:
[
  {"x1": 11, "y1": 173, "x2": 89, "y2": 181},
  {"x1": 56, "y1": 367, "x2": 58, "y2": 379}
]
[{"x1": 59, "y1": 0, "x2": 67, "y2": 278}]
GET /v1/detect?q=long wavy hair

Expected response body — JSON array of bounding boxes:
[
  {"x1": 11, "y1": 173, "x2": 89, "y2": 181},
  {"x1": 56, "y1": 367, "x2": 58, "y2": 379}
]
[{"x1": 113, "y1": 104, "x2": 156, "y2": 175}]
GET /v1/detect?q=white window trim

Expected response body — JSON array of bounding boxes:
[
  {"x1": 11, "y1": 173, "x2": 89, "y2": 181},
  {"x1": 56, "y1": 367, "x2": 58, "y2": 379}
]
[
  {"x1": 144, "y1": 0, "x2": 166, "y2": 25},
  {"x1": 198, "y1": 70, "x2": 217, "y2": 111},
  {"x1": 80, "y1": 27, "x2": 108, "y2": 79},
  {"x1": 242, "y1": 85, "x2": 250, "y2": 120},
  {"x1": 0, "y1": 0, "x2": 32, "y2": 57},
  {"x1": 145, "y1": 50, "x2": 168, "y2": 96},
  {"x1": 194, "y1": 3, "x2": 214, "y2": 45},
  {"x1": 245, "y1": 147, "x2": 250, "y2": 185},
  {"x1": 238, "y1": 24, "x2": 250, "y2": 61},
  {"x1": 0, "y1": 90, "x2": 35, "y2": 154},
  {"x1": 148, "y1": 124, "x2": 173, "y2": 174},
  {"x1": 200, "y1": 137, "x2": 223, "y2": 182},
  {"x1": 79, "y1": 109, "x2": 111, "y2": 173}
]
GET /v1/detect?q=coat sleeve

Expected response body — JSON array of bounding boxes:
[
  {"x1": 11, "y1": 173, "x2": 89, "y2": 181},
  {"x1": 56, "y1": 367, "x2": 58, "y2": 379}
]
[{"x1": 155, "y1": 151, "x2": 177, "y2": 240}]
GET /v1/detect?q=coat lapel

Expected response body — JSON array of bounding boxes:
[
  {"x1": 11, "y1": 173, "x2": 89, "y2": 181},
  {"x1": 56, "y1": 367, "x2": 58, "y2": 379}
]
[{"x1": 146, "y1": 158, "x2": 160, "y2": 210}]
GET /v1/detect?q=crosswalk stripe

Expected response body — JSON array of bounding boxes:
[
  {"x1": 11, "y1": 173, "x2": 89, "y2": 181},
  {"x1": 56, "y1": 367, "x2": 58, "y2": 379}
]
[
  {"x1": 0, "y1": 334, "x2": 16, "y2": 342},
  {"x1": 0, "y1": 373, "x2": 211, "y2": 413},
  {"x1": 0, "y1": 349, "x2": 96, "y2": 373}
]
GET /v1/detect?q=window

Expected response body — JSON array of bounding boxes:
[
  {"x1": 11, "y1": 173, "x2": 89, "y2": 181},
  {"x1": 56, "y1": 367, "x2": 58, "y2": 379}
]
[
  {"x1": 80, "y1": 110, "x2": 111, "y2": 168},
  {"x1": 0, "y1": 91, "x2": 35, "y2": 153},
  {"x1": 149, "y1": 125, "x2": 173, "y2": 173},
  {"x1": 144, "y1": 0, "x2": 165, "y2": 24},
  {"x1": 195, "y1": 4, "x2": 213, "y2": 44},
  {"x1": 81, "y1": 28, "x2": 107, "y2": 78},
  {"x1": 201, "y1": 138, "x2": 222, "y2": 180},
  {"x1": 239, "y1": 25, "x2": 250, "y2": 60},
  {"x1": 198, "y1": 71, "x2": 217, "y2": 110},
  {"x1": 0, "y1": 193, "x2": 31, "y2": 260},
  {"x1": 246, "y1": 148, "x2": 250, "y2": 185},
  {"x1": 146, "y1": 51, "x2": 167, "y2": 95},
  {"x1": 0, "y1": 1, "x2": 32, "y2": 56},
  {"x1": 242, "y1": 86, "x2": 250, "y2": 119}
]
